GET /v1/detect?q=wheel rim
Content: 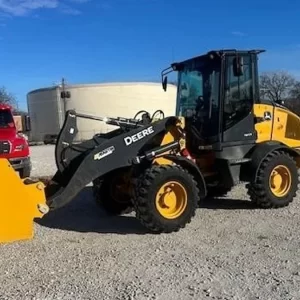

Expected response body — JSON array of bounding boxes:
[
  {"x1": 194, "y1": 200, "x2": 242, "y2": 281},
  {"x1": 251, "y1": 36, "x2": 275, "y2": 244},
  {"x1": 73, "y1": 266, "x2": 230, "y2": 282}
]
[
  {"x1": 269, "y1": 165, "x2": 292, "y2": 197},
  {"x1": 155, "y1": 181, "x2": 187, "y2": 219}
]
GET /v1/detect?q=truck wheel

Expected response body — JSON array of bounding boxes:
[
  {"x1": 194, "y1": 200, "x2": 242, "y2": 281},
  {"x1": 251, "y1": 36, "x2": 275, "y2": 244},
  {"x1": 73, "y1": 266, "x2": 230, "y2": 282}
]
[
  {"x1": 133, "y1": 164, "x2": 199, "y2": 233},
  {"x1": 92, "y1": 172, "x2": 133, "y2": 215},
  {"x1": 19, "y1": 167, "x2": 31, "y2": 179},
  {"x1": 246, "y1": 150, "x2": 299, "y2": 208}
]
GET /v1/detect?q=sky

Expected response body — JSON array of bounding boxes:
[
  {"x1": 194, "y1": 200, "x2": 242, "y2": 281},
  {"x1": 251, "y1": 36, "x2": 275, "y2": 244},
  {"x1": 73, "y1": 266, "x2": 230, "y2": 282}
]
[{"x1": 0, "y1": 0, "x2": 300, "y2": 110}]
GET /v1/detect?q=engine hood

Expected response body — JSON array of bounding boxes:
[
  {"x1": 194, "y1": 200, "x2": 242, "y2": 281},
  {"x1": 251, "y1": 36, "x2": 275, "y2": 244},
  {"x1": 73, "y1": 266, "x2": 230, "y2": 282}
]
[{"x1": 0, "y1": 128, "x2": 18, "y2": 140}]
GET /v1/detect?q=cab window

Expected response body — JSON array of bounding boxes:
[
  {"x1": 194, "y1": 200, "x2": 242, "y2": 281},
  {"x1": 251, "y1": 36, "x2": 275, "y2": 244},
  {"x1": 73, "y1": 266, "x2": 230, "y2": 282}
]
[{"x1": 223, "y1": 55, "x2": 254, "y2": 130}]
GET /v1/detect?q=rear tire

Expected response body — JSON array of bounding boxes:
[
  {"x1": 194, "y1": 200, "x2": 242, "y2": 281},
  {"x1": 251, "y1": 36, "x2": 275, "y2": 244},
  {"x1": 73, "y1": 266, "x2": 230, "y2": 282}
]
[
  {"x1": 246, "y1": 150, "x2": 299, "y2": 208},
  {"x1": 133, "y1": 164, "x2": 199, "y2": 233},
  {"x1": 92, "y1": 171, "x2": 133, "y2": 215}
]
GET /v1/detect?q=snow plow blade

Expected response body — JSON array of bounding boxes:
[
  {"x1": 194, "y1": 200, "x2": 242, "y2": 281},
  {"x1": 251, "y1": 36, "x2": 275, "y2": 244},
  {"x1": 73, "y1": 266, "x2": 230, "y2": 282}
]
[{"x1": 0, "y1": 159, "x2": 49, "y2": 244}]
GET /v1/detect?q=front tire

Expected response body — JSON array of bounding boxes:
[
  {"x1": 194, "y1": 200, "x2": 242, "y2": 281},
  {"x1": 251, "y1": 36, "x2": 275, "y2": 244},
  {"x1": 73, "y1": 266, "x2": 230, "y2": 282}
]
[
  {"x1": 133, "y1": 164, "x2": 200, "y2": 233},
  {"x1": 247, "y1": 150, "x2": 299, "y2": 208}
]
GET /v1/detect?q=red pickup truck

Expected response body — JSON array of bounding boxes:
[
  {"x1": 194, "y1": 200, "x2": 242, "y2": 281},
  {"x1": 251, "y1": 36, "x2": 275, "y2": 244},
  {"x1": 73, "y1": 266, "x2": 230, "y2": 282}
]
[{"x1": 0, "y1": 104, "x2": 31, "y2": 178}]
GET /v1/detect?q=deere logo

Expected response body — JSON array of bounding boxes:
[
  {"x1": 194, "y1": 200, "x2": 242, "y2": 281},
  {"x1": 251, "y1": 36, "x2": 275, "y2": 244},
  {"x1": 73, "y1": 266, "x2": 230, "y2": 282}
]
[{"x1": 124, "y1": 126, "x2": 155, "y2": 146}]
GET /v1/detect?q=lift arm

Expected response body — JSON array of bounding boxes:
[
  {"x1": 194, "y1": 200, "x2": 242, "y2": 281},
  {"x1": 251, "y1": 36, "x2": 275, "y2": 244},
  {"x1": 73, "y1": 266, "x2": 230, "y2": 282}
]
[{"x1": 45, "y1": 110, "x2": 181, "y2": 210}]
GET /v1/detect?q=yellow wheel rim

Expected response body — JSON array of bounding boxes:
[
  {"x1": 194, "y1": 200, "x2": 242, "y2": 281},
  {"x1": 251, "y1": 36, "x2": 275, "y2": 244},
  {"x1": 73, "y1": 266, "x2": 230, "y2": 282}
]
[
  {"x1": 269, "y1": 165, "x2": 291, "y2": 197},
  {"x1": 155, "y1": 181, "x2": 187, "y2": 219}
]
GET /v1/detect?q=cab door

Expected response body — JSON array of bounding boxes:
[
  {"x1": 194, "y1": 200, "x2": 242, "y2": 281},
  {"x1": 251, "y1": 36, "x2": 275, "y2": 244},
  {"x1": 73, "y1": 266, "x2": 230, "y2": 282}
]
[{"x1": 222, "y1": 54, "x2": 256, "y2": 144}]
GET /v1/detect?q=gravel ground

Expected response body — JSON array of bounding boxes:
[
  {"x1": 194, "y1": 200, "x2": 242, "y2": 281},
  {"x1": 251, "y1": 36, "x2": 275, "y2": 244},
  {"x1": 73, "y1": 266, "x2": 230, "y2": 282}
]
[
  {"x1": 30, "y1": 145, "x2": 57, "y2": 177},
  {"x1": 1, "y1": 145, "x2": 300, "y2": 300}
]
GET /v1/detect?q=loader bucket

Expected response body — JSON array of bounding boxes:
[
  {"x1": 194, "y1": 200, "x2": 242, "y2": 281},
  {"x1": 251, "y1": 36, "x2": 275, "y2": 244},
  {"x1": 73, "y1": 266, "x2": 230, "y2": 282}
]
[{"x1": 0, "y1": 159, "x2": 49, "y2": 244}]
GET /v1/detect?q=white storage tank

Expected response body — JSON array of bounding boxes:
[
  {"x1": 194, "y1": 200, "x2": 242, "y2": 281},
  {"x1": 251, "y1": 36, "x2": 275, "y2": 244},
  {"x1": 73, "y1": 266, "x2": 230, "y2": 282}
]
[{"x1": 27, "y1": 82, "x2": 177, "y2": 142}]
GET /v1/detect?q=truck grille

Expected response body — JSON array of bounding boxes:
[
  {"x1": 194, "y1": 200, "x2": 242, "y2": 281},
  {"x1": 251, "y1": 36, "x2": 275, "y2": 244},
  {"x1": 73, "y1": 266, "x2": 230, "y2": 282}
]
[{"x1": 0, "y1": 141, "x2": 11, "y2": 154}]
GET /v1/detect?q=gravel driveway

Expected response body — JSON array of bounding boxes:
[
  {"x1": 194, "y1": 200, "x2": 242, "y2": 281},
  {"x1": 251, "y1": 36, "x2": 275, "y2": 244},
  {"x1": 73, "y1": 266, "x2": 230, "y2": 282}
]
[{"x1": 1, "y1": 145, "x2": 300, "y2": 300}]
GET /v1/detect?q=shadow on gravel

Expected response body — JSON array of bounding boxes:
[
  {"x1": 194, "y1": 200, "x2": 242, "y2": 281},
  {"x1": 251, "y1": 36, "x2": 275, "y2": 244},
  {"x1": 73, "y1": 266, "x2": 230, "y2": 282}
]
[
  {"x1": 36, "y1": 187, "x2": 258, "y2": 234},
  {"x1": 35, "y1": 187, "x2": 149, "y2": 235},
  {"x1": 199, "y1": 197, "x2": 257, "y2": 210}
]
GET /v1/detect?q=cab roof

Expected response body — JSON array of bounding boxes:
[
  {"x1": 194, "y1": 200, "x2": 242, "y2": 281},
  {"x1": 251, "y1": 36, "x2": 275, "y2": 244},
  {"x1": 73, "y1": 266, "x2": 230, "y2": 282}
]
[
  {"x1": 207, "y1": 49, "x2": 266, "y2": 55},
  {"x1": 170, "y1": 49, "x2": 266, "y2": 70}
]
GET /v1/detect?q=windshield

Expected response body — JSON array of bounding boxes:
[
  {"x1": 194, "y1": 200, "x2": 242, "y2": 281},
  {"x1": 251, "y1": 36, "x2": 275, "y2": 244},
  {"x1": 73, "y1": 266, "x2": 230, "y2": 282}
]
[
  {"x1": 0, "y1": 109, "x2": 15, "y2": 128},
  {"x1": 176, "y1": 57, "x2": 220, "y2": 120}
]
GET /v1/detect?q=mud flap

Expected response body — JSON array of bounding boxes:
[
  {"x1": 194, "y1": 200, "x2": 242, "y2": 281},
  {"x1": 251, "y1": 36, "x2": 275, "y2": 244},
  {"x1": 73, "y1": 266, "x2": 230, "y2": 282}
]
[{"x1": 0, "y1": 159, "x2": 49, "y2": 244}]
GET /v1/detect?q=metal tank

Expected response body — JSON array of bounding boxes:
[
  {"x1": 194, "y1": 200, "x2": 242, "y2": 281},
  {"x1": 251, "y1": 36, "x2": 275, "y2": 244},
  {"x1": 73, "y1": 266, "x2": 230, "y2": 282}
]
[{"x1": 27, "y1": 82, "x2": 177, "y2": 142}]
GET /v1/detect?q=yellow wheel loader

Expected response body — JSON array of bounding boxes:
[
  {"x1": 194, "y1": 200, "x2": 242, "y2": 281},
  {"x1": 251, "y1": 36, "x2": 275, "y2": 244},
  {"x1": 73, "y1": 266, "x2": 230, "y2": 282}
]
[{"x1": 2, "y1": 48, "x2": 300, "y2": 244}]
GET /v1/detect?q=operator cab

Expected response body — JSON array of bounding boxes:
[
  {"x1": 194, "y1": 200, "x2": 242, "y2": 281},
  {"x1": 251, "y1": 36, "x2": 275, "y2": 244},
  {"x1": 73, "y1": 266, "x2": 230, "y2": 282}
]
[{"x1": 161, "y1": 49, "x2": 265, "y2": 155}]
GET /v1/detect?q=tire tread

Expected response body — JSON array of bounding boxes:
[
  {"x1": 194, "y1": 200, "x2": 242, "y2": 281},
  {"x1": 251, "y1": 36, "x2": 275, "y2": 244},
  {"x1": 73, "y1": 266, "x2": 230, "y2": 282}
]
[
  {"x1": 246, "y1": 150, "x2": 299, "y2": 208},
  {"x1": 133, "y1": 164, "x2": 200, "y2": 233}
]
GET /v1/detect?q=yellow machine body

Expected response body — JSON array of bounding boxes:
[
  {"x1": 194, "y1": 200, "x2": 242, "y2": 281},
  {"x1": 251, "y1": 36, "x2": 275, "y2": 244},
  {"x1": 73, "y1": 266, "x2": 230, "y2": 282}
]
[
  {"x1": 254, "y1": 103, "x2": 300, "y2": 148},
  {"x1": 0, "y1": 159, "x2": 49, "y2": 244}
]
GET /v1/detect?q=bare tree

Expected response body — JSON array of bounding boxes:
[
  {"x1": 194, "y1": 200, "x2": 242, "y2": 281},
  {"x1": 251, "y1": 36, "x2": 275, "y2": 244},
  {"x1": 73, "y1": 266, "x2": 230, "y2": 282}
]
[
  {"x1": 290, "y1": 81, "x2": 300, "y2": 100},
  {"x1": 259, "y1": 71, "x2": 296, "y2": 102},
  {"x1": 0, "y1": 86, "x2": 18, "y2": 108}
]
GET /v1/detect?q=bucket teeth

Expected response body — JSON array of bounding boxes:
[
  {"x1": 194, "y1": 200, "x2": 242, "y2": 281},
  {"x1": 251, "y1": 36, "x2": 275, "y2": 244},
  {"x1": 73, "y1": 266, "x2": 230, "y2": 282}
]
[{"x1": 38, "y1": 203, "x2": 50, "y2": 214}]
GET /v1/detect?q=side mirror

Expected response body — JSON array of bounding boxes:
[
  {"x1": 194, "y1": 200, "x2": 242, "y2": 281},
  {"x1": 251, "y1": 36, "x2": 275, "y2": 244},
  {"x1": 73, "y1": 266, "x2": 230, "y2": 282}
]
[
  {"x1": 233, "y1": 56, "x2": 244, "y2": 77},
  {"x1": 24, "y1": 115, "x2": 31, "y2": 132},
  {"x1": 162, "y1": 76, "x2": 168, "y2": 92}
]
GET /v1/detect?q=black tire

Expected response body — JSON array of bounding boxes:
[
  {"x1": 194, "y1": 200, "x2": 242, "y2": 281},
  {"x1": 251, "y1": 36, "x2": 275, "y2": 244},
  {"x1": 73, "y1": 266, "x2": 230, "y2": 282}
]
[
  {"x1": 133, "y1": 164, "x2": 200, "y2": 233},
  {"x1": 92, "y1": 172, "x2": 133, "y2": 215},
  {"x1": 19, "y1": 166, "x2": 31, "y2": 179},
  {"x1": 246, "y1": 150, "x2": 299, "y2": 208}
]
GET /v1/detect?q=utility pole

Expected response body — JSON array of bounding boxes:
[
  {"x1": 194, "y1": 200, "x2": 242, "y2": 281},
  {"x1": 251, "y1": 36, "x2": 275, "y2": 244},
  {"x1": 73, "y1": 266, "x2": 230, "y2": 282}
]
[{"x1": 60, "y1": 77, "x2": 71, "y2": 125}]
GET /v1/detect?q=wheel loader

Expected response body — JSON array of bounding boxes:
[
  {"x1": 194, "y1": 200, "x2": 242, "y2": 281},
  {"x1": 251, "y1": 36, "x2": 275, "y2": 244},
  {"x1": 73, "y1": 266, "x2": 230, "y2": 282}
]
[{"x1": 2, "y1": 48, "x2": 300, "y2": 244}]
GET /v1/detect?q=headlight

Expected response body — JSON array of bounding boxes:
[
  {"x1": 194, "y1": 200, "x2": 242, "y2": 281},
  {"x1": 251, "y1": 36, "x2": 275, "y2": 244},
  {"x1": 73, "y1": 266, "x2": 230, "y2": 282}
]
[{"x1": 17, "y1": 133, "x2": 28, "y2": 141}]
